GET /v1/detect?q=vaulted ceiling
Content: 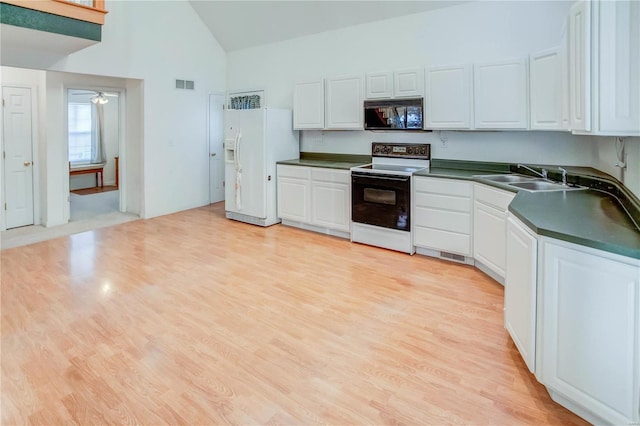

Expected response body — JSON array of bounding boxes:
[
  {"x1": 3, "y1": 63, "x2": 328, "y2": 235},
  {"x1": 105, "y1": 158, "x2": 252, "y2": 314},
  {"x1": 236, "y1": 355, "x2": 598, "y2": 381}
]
[{"x1": 189, "y1": 1, "x2": 470, "y2": 52}]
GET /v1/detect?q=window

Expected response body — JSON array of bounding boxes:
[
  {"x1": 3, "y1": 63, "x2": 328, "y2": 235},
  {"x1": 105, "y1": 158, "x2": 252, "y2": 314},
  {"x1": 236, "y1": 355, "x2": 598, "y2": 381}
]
[{"x1": 68, "y1": 102, "x2": 93, "y2": 163}]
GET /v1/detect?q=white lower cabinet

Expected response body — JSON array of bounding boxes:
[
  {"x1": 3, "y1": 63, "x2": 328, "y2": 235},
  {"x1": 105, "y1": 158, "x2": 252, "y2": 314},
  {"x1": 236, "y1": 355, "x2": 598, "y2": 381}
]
[
  {"x1": 473, "y1": 184, "x2": 516, "y2": 283},
  {"x1": 413, "y1": 177, "x2": 473, "y2": 259},
  {"x1": 504, "y1": 214, "x2": 538, "y2": 373},
  {"x1": 277, "y1": 165, "x2": 311, "y2": 223},
  {"x1": 277, "y1": 164, "x2": 350, "y2": 236},
  {"x1": 538, "y1": 239, "x2": 640, "y2": 425},
  {"x1": 310, "y1": 168, "x2": 350, "y2": 232}
]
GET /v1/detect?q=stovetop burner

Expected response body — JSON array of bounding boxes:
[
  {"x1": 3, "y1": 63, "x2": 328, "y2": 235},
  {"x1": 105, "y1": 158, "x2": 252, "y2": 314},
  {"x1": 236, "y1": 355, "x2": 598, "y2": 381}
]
[{"x1": 351, "y1": 143, "x2": 431, "y2": 176}]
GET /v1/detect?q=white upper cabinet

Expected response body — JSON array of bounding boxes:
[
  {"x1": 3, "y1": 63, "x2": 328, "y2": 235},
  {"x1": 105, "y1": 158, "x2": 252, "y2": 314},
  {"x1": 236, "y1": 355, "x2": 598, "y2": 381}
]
[
  {"x1": 424, "y1": 64, "x2": 473, "y2": 129},
  {"x1": 393, "y1": 67, "x2": 424, "y2": 98},
  {"x1": 293, "y1": 79, "x2": 325, "y2": 130},
  {"x1": 569, "y1": 0, "x2": 591, "y2": 132},
  {"x1": 365, "y1": 68, "x2": 424, "y2": 99},
  {"x1": 325, "y1": 74, "x2": 364, "y2": 130},
  {"x1": 530, "y1": 47, "x2": 564, "y2": 130},
  {"x1": 474, "y1": 58, "x2": 529, "y2": 129},
  {"x1": 569, "y1": 0, "x2": 639, "y2": 135},
  {"x1": 596, "y1": 0, "x2": 640, "y2": 134},
  {"x1": 365, "y1": 72, "x2": 393, "y2": 99}
]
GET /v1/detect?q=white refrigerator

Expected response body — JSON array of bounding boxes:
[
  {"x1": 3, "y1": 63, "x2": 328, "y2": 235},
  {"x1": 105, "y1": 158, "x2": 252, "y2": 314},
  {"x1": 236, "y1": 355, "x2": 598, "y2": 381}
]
[{"x1": 224, "y1": 108, "x2": 299, "y2": 226}]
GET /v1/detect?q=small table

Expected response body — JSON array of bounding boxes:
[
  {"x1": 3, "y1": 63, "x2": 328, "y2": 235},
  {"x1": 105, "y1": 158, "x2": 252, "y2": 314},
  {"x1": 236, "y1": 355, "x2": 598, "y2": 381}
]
[{"x1": 69, "y1": 163, "x2": 105, "y2": 188}]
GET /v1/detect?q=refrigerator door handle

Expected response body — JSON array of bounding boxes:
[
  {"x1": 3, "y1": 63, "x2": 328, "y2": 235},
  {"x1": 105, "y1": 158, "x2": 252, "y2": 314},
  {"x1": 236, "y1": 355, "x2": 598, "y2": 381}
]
[{"x1": 235, "y1": 129, "x2": 242, "y2": 171}]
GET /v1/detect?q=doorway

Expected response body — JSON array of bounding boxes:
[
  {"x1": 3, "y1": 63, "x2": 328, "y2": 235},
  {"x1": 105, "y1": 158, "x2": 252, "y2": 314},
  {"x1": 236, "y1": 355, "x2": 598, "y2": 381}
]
[
  {"x1": 2, "y1": 85, "x2": 36, "y2": 229},
  {"x1": 67, "y1": 88, "x2": 121, "y2": 221},
  {"x1": 209, "y1": 93, "x2": 224, "y2": 203}
]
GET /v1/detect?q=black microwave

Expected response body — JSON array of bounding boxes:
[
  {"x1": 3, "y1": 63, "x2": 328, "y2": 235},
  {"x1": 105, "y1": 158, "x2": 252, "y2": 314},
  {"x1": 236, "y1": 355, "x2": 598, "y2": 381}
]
[{"x1": 364, "y1": 98, "x2": 423, "y2": 130}]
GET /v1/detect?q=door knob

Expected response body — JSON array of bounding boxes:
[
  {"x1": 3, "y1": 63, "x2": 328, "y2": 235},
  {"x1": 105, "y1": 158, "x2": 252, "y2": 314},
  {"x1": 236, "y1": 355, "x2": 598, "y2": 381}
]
[
  {"x1": 24, "y1": 161, "x2": 31, "y2": 166},
  {"x1": 211, "y1": 153, "x2": 216, "y2": 157}
]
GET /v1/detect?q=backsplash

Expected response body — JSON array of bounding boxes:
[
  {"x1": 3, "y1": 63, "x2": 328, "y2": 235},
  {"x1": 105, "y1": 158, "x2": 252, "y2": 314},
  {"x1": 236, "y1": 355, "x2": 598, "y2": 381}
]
[{"x1": 300, "y1": 130, "x2": 640, "y2": 200}]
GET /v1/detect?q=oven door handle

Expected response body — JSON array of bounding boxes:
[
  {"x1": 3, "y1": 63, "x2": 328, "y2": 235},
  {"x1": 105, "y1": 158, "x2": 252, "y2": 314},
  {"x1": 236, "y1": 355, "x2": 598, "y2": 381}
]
[{"x1": 352, "y1": 174, "x2": 410, "y2": 182}]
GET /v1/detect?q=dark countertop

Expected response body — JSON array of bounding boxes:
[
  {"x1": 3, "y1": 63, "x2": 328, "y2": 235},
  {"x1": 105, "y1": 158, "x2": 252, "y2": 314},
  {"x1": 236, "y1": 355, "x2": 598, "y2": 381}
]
[
  {"x1": 277, "y1": 153, "x2": 371, "y2": 170},
  {"x1": 509, "y1": 190, "x2": 640, "y2": 259},
  {"x1": 279, "y1": 156, "x2": 640, "y2": 260}
]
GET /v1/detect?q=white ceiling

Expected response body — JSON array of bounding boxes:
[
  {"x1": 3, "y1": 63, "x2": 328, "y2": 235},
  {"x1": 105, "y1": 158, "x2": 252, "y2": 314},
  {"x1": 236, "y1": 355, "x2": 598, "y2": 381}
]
[{"x1": 189, "y1": 1, "x2": 470, "y2": 52}]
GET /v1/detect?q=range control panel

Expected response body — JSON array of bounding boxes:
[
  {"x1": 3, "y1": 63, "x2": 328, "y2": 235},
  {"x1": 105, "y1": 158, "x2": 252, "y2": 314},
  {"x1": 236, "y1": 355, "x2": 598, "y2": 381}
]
[{"x1": 371, "y1": 143, "x2": 431, "y2": 159}]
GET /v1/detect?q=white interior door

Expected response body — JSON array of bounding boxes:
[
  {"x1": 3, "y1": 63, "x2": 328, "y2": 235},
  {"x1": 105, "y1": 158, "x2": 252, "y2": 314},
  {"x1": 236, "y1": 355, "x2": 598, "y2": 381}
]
[
  {"x1": 209, "y1": 93, "x2": 225, "y2": 203},
  {"x1": 3, "y1": 86, "x2": 34, "y2": 229}
]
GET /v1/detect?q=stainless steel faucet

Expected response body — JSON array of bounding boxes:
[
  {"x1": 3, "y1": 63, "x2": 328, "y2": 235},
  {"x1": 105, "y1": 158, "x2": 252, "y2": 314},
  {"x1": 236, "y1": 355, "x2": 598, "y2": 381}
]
[
  {"x1": 558, "y1": 167, "x2": 568, "y2": 186},
  {"x1": 517, "y1": 164, "x2": 548, "y2": 180}
]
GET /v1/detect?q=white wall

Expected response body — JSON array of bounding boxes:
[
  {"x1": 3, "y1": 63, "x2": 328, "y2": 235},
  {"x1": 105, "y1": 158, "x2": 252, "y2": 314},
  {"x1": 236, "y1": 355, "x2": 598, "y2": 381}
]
[
  {"x1": 591, "y1": 136, "x2": 640, "y2": 198},
  {"x1": 302, "y1": 130, "x2": 595, "y2": 166},
  {"x1": 9, "y1": 0, "x2": 226, "y2": 223},
  {"x1": 227, "y1": 1, "x2": 598, "y2": 167},
  {"x1": 228, "y1": 1, "x2": 573, "y2": 108}
]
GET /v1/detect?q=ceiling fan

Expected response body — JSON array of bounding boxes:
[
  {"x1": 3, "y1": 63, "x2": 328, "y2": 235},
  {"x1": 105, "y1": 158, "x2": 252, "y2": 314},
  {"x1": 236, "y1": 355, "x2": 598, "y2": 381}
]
[
  {"x1": 90, "y1": 91, "x2": 118, "y2": 104},
  {"x1": 72, "y1": 90, "x2": 118, "y2": 104}
]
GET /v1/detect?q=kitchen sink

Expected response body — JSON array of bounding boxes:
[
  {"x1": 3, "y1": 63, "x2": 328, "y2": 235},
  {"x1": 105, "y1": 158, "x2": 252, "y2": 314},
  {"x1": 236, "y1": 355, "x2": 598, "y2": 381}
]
[
  {"x1": 509, "y1": 181, "x2": 584, "y2": 191},
  {"x1": 475, "y1": 174, "x2": 536, "y2": 183},
  {"x1": 475, "y1": 174, "x2": 586, "y2": 192}
]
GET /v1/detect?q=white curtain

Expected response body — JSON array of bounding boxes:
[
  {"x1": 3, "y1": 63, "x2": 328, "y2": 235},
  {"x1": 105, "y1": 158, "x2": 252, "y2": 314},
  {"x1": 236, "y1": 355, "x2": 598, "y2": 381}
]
[{"x1": 91, "y1": 102, "x2": 106, "y2": 164}]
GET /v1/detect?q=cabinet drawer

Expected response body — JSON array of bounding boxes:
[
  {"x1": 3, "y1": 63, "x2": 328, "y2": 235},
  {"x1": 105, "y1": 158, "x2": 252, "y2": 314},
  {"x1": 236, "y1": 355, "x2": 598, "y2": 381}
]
[
  {"x1": 414, "y1": 192, "x2": 472, "y2": 213},
  {"x1": 475, "y1": 183, "x2": 515, "y2": 211},
  {"x1": 414, "y1": 177, "x2": 473, "y2": 197},
  {"x1": 414, "y1": 226, "x2": 471, "y2": 255},
  {"x1": 311, "y1": 168, "x2": 350, "y2": 184},
  {"x1": 415, "y1": 207, "x2": 471, "y2": 234},
  {"x1": 277, "y1": 165, "x2": 311, "y2": 180}
]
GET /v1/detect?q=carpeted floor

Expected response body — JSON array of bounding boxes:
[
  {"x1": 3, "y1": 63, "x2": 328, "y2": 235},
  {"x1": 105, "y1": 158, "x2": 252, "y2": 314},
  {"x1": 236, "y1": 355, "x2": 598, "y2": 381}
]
[{"x1": 1, "y1": 190, "x2": 138, "y2": 249}]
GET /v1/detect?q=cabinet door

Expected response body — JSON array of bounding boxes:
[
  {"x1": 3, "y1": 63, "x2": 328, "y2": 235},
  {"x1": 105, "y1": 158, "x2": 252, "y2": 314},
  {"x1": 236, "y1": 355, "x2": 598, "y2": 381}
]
[
  {"x1": 569, "y1": 0, "x2": 591, "y2": 132},
  {"x1": 293, "y1": 80, "x2": 325, "y2": 130},
  {"x1": 277, "y1": 177, "x2": 310, "y2": 222},
  {"x1": 540, "y1": 241, "x2": 640, "y2": 425},
  {"x1": 311, "y1": 181, "x2": 350, "y2": 232},
  {"x1": 424, "y1": 64, "x2": 472, "y2": 129},
  {"x1": 473, "y1": 201, "x2": 508, "y2": 278},
  {"x1": 366, "y1": 72, "x2": 393, "y2": 99},
  {"x1": 505, "y1": 215, "x2": 538, "y2": 373},
  {"x1": 560, "y1": 18, "x2": 571, "y2": 130},
  {"x1": 325, "y1": 75, "x2": 364, "y2": 130},
  {"x1": 530, "y1": 47, "x2": 563, "y2": 130},
  {"x1": 474, "y1": 58, "x2": 528, "y2": 129},
  {"x1": 597, "y1": 0, "x2": 640, "y2": 134},
  {"x1": 277, "y1": 165, "x2": 311, "y2": 223},
  {"x1": 394, "y1": 68, "x2": 424, "y2": 98}
]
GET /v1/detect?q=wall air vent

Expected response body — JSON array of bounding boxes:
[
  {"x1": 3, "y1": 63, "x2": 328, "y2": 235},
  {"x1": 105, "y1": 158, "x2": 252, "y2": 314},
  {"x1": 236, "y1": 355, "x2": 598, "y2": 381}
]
[{"x1": 175, "y1": 79, "x2": 195, "y2": 90}]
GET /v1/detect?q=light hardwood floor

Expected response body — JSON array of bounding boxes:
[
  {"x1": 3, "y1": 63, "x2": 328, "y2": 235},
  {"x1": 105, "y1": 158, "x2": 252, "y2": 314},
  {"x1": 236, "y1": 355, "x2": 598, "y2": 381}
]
[{"x1": 1, "y1": 203, "x2": 586, "y2": 425}]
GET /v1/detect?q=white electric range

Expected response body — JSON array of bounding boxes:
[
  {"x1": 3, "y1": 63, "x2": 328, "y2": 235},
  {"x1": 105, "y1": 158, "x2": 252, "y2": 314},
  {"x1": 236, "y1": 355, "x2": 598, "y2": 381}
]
[{"x1": 350, "y1": 142, "x2": 431, "y2": 254}]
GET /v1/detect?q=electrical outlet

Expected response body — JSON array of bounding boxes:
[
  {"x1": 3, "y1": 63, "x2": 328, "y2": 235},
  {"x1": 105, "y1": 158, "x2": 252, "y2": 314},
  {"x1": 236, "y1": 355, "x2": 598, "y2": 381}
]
[{"x1": 439, "y1": 131, "x2": 448, "y2": 149}]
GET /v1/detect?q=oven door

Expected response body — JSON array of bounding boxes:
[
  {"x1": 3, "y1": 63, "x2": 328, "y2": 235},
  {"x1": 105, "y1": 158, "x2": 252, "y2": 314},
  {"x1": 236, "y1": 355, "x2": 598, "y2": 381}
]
[{"x1": 352, "y1": 172, "x2": 410, "y2": 231}]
